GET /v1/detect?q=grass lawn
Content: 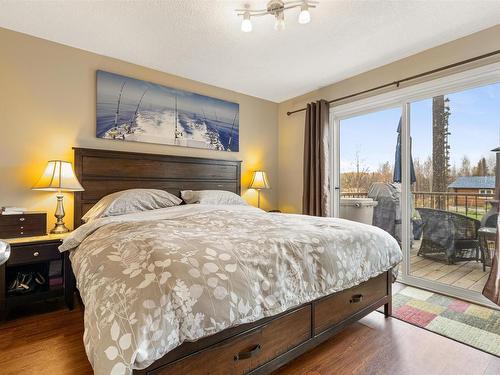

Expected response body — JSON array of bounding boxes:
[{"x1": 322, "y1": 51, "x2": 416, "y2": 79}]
[
  {"x1": 414, "y1": 207, "x2": 487, "y2": 221},
  {"x1": 443, "y1": 208, "x2": 486, "y2": 220}
]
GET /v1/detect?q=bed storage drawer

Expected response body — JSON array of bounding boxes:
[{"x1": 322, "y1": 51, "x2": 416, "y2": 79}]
[
  {"x1": 150, "y1": 305, "x2": 311, "y2": 375},
  {"x1": 313, "y1": 272, "x2": 388, "y2": 335}
]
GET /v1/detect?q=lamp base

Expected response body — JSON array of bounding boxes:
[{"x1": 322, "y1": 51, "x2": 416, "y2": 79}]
[
  {"x1": 50, "y1": 222, "x2": 70, "y2": 234},
  {"x1": 50, "y1": 193, "x2": 69, "y2": 234}
]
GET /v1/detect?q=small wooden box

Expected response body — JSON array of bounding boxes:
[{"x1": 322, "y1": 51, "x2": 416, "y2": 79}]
[{"x1": 0, "y1": 212, "x2": 47, "y2": 239}]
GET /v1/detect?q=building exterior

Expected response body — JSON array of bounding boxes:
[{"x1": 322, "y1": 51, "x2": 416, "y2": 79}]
[{"x1": 447, "y1": 176, "x2": 495, "y2": 207}]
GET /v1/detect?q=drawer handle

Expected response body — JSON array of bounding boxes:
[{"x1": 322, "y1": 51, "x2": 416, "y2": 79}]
[
  {"x1": 234, "y1": 344, "x2": 261, "y2": 361},
  {"x1": 33, "y1": 251, "x2": 40, "y2": 257},
  {"x1": 19, "y1": 217, "x2": 25, "y2": 222},
  {"x1": 350, "y1": 294, "x2": 363, "y2": 304}
]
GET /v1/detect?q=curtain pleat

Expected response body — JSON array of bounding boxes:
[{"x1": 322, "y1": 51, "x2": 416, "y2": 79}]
[{"x1": 483, "y1": 228, "x2": 500, "y2": 305}]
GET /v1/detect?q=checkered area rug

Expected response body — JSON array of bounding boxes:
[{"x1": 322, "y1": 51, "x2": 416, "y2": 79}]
[{"x1": 392, "y1": 286, "x2": 500, "y2": 356}]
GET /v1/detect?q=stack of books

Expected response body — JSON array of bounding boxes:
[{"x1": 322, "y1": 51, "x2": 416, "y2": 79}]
[{"x1": 1, "y1": 206, "x2": 27, "y2": 215}]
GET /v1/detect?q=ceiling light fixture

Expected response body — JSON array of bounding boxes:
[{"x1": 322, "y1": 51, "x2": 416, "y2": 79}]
[
  {"x1": 298, "y1": 2, "x2": 311, "y2": 24},
  {"x1": 274, "y1": 10, "x2": 285, "y2": 31},
  {"x1": 236, "y1": 1, "x2": 318, "y2": 32},
  {"x1": 241, "y1": 10, "x2": 253, "y2": 32}
]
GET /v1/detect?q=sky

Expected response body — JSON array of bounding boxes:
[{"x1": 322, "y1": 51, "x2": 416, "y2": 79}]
[{"x1": 340, "y1": 82, "x2": 500, "y2": 174}]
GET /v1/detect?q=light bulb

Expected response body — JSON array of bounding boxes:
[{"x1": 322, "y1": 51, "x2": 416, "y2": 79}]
[
  {"x1": 274, "y1": 11, "x2": 285, "y2": 31},
  {"x1": 298, "y1": 4, "x2": 311, "y2": 24},
  {"x1": 241, "y1": 12, "x2": 252, "y2": 32}
]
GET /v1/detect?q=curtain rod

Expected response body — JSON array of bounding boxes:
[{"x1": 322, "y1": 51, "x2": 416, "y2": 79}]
[{"x1": 286, "y1": 49, "x2": 500, "y2": 116}]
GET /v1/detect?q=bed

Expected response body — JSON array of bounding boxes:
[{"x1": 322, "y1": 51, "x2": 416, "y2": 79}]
[{"x1": 65, "y1": 147, "x2": 402, "y2": 375}]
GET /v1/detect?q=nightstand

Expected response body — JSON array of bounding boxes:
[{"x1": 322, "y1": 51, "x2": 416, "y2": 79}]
[{"x1": 0, "y1": 233, "x2": 75, "y2": 319}]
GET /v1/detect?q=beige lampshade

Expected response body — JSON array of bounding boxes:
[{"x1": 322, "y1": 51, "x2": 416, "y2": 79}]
[
  {"x1": 32, "y1": 160, "x2": 84, "y2": 192},
  {"x1": 249, "y1": 171, "x2": 270, "y2": 190}
]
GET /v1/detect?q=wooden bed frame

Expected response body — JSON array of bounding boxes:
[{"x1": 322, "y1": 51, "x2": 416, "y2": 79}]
[{"x1": 72, "y1": 147, "x2": 392, "y2": 375}]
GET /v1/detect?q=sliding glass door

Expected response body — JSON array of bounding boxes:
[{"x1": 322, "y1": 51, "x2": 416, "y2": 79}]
[
  {"x1": 331, "y1": 62, "x2": 500, "y2": 307},
  {"x1": 408, "y1": 83, "x2": 500, "y2": 296},
  {"x1": 338, "y1": 107, "x2": 402, "y2": 248}
]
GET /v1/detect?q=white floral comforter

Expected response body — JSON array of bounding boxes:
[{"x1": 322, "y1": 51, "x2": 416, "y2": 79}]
[{"x1": 60, "y1": 204, "x2": 402, "y2": 375}]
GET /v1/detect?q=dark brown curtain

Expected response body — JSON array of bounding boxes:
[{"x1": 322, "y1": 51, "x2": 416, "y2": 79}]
[
  {"x1": 483, "y1": 222, "x2": 500, "y2": 305},
  {"x1": 302, "y1": 99, "x2": 330, "y2": 216},
  {"x1": 483, "y1": 149, "x2": 500, "y2": 306}
]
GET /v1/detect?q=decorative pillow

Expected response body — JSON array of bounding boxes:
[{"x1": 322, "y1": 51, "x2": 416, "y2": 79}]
[
  {"x1": 82, "y1": 189, "x2": 182, "y2": 222},
  {"x1": 181, "y1": 190, "x2": 247, "y2": 205}
]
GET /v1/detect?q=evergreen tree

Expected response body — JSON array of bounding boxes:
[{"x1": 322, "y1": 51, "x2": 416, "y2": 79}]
[
  {"x1": 472, "y1": 157, "x2": 488, "y2": 176},
  {"x1": 432, "y1": 96, "x2": 451, "y2": 208}
]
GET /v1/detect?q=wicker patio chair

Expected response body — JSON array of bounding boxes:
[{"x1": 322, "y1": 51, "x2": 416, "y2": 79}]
[
  {"x1": 416, "y1": 208, "x2": 480, "y2": 264},
  {"x1": 482, "y1": 213, "x2": 498, "y2": 228},
  {"x1": 478, "y1": 212, "x2": 497, "y2": 270}
]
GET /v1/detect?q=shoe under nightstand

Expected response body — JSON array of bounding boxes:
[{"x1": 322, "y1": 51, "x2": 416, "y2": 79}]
[{"x1": 0, "y1": 233, "x2": 75, "y2": 320}]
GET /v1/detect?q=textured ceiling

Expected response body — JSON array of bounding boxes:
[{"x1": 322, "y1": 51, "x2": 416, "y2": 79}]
[{"x1": 0, "y1": 0, "x2": 499, "y2": 102}]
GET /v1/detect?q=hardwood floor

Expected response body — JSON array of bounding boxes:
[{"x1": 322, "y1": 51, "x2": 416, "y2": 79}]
[
  {"x1": 0, "y1": 303, "x2": 92, "y2": 375},
  {"x1": 275, "y1": 311, "x2": 500, "y2": 375},
  {"x1": 0, "y1": 302, "x2": 498, "y2": 375}
]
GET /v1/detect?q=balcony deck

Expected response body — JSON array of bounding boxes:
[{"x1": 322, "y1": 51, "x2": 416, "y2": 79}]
[
  {"x1": 340, "y1": 191, "x2": 494, "y2": 293},
  {"x1": 409, "y1": 240, "x2": 490, "y2": 292}
]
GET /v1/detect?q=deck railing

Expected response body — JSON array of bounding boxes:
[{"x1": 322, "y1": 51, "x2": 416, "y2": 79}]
[
  {"x1": 412, "y1": 191, "x2": 494, "y2": 218},
  {"x1": 340, "y1": 191, "x2": 495, "y2": 218},
  {"x1": 341, "y1": 192, "x2": 369, "y2": 198}
]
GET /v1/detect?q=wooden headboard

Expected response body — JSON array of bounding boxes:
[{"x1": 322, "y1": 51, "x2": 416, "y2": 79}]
[{"x1": 73, "y1": 148, "x2": 242, "y2": 228}]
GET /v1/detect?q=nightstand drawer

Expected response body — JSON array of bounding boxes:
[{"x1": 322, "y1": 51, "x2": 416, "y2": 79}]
[
  {"x1": 0, "y1": 225, "x2": 45, "y2": 238},
  {"x1": 0, "y1": 213, "x2": 46, "y2": 238},
  {"x1": 7, "y1": 243, "x2": 61, "y2": 266}
]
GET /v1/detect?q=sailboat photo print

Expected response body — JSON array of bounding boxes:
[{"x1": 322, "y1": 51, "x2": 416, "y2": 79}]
[{"x1": 96, "y1": 71, "x2": 239, "y2": 151}]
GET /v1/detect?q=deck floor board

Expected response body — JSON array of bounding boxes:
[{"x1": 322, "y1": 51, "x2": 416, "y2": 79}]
[{"x1": 409, "y1": 245, "x2": 489, "y2": 291}]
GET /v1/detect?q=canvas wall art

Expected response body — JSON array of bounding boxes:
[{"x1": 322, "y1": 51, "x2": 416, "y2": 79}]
[{"x1": 96, "y1": 71, "x2": 239, "y2": 151}]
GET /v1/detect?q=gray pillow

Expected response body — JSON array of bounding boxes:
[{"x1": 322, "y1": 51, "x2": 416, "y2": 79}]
[
  {"x1": 181, "y1": 190, "x2": 247, "y2": 205},
  {"x1": 82, "y1": 189, "x2": 182, "y2": 222}
]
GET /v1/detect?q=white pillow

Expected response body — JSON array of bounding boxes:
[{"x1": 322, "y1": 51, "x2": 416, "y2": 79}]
[
  {"x1": 82, "y1": 189, "x2": 182, "y2": 222},
  {"x1": 181, "y1": 190, "x2": 247, "y2": 206}
]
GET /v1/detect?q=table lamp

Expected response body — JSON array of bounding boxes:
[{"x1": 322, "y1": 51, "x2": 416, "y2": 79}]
[
  {"x1": 249, "y1": 170, "x2": 270, "y2": 208},
  {"x1": 32, "y1": 160, "x2": 84, "y2": 234}
]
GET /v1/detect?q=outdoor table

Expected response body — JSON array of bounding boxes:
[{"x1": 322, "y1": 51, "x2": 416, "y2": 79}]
[{"x1": 478, "y1": 226, "x2": 496, "y2": 271}]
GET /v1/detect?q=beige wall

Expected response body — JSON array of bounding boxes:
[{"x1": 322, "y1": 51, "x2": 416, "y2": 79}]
[
  {"x1": 2, "y1": 25, "x2": 499, "y2": 230},
  {"x1": 0, "y1": 28, "x2": 279, "y2": 231},
  {"x1": 278, "y1": 25, "x2": 500, "y2": 214}
]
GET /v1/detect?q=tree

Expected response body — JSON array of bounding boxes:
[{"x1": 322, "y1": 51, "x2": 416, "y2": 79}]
[
  {"x1": 375, "y1": 161, "x2": 393, "y2": 183},
  {"x1": 413, "y1": 156, "x2": 432, "y2": 192},
  {"x1": 432, "y1": 95, "x2": 451, "y2": 209},
  {"x1": 449, "y1": 162, "x2": 458, "y2": 183},
  {"x1": 472, "y1": 157, "x2": 488, "y2": 176},
  {"x1": 487, "y1": 154, "x2": 496, "y2": 176},
  {"x1": 341, "y1": 150, "x2": 371, "y2": 193},
  {"x1": 459, "y1": 156, "x2": 471, "y2": 176}
]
